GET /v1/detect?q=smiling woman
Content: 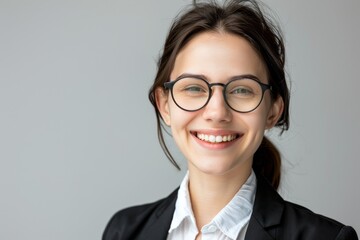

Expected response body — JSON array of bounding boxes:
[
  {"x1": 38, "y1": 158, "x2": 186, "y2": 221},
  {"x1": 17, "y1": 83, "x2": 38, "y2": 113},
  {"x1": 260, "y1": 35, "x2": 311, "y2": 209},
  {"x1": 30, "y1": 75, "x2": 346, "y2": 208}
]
[
  {"x1": 156, "y1": 32, "x2": 281, "y2": 184},
  {"x1": 102, "y1": 0, "x2": 358, "y2": 239}
]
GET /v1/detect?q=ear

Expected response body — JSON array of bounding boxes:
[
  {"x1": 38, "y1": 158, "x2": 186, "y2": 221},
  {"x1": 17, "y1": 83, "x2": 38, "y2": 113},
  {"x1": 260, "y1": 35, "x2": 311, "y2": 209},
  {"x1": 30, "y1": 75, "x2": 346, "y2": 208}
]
[
  {"x1": 155, "y1": 87, "x2": 171, "y2": 126},
  {"x1": 265, "y1": 96, "x2": 284, "y2": 129}
]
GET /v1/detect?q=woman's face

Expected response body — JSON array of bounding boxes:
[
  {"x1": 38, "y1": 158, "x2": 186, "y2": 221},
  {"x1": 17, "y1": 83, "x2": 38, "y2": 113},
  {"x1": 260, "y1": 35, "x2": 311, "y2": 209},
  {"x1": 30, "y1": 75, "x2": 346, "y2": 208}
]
[{"x1": 157, "y1": 32, "x2": 283, "y2": 177}]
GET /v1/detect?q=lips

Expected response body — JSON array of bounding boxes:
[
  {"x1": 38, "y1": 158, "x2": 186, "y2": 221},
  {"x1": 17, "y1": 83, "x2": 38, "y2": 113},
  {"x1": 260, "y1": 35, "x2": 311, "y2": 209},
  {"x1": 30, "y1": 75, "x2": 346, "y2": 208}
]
[{"x1": 193, "y1": 131, "x2": 240, "y2": 143}]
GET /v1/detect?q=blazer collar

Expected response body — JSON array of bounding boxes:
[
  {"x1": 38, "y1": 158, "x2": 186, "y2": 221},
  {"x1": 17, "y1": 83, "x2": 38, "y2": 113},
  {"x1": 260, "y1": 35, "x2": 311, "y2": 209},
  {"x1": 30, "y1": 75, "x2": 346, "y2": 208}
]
[
  {"x1": 139, "y1": 188, "x2": 178, "y2": 240},
  {"x1": 245, "y1": 173, "x2": 284, "y2": 239},
  {"x1": 139, "y1": 174, "x2": 285, "y2": 240}
]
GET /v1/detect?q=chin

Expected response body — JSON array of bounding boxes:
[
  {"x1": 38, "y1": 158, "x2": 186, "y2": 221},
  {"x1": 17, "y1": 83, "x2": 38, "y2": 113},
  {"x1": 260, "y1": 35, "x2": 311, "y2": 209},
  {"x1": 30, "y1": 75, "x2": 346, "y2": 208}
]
[
  {"x1": 190, "y1": 160, "x2": 241, "y2": 176},
  {"x1": 188, "y1": 153, "x2": 253, "y2": 176}
]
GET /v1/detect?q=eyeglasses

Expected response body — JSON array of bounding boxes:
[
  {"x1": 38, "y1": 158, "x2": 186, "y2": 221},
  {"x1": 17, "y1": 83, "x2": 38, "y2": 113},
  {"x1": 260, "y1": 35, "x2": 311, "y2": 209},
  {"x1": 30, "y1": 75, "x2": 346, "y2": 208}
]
[{"x1": 163, "y1": 75, "x2": 272, "y2": 113}]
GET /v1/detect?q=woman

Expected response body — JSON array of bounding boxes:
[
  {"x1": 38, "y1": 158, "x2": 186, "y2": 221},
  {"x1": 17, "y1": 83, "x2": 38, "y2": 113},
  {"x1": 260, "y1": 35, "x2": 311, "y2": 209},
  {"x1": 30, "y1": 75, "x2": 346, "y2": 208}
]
[{"x1": 103, "y1": 0, "x2": 358, "y2": 239}]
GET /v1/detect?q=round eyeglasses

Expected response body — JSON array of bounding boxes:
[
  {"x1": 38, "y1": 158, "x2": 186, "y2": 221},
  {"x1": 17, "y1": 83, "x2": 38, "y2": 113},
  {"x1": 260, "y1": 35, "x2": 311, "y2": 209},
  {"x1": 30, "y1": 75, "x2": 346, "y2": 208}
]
[{"x1": 163, "y1": 75, "x2": 272, "y2": 113}]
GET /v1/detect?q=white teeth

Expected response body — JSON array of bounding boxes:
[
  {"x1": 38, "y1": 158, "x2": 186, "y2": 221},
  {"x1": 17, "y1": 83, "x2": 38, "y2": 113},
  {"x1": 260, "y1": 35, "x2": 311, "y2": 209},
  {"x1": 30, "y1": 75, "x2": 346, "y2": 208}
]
[{"x1": 196, "y1": 133, "x2": 237, "y2": 143}]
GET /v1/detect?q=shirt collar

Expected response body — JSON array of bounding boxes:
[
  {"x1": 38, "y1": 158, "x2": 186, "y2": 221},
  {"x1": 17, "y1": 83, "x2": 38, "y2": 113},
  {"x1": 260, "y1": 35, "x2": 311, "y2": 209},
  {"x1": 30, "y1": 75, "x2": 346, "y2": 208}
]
[
  {"x1": 168, "y1": 170, "x2": 257, "y2": 239},
  {"x1": 168, "y1": 172, "x2": 196, "y2": 231},
  {"x1": 213, "y1": 171, "x2": 256, "y2": 238}
]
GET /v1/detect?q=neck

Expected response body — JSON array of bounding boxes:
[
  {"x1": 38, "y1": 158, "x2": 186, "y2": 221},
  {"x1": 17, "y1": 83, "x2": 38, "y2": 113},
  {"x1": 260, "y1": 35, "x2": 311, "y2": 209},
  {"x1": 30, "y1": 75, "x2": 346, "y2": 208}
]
[{"x1": 187, "y1": 165, "x2": 252, "y2": 230}]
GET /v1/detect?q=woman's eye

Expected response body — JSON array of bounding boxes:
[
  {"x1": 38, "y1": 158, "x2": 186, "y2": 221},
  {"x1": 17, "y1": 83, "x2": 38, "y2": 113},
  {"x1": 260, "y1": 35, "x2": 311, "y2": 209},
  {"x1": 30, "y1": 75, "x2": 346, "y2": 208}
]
[
  {"x1": 183, "y1": 85, "x2": 206, "y2": 92},
  {"x1": 231, "y1": 87, "x2": 254, "y2": 95}
]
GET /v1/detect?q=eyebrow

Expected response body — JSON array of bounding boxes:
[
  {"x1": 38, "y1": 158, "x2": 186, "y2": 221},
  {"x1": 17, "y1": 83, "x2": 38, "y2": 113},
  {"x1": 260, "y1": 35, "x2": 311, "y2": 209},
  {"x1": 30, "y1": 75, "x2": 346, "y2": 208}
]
[{"x1": 173, "y1": 73, "x2": 262, "y2": 82}]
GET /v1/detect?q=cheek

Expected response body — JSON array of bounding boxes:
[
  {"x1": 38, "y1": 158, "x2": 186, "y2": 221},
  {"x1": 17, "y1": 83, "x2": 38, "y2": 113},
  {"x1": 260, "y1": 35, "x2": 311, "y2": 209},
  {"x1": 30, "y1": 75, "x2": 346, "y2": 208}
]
[
  {"x1": 168, "y1": 107, "x2": 198, "y2": 154},
  {"x1": 241, "y1": 107, "x2": 270, "y2": 135},
  {"x1": 168, "y1": 101, "x2": 195, "y2": 132},
  {"x1": 250, "y1": 95, "x2": 273, "y2": 129}
]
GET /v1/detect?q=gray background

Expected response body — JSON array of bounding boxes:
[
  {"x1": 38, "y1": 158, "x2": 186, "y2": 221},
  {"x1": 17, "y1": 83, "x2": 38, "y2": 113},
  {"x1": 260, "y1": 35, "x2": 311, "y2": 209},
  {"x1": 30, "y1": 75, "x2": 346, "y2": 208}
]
[{"x1": 1, "y1": 0, "x2": 359, "y2": 239}]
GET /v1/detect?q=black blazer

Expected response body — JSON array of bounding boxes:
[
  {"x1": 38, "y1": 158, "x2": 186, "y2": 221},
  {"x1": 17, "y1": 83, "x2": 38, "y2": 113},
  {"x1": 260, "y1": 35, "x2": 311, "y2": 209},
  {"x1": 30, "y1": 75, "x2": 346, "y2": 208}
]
[{"x1": 103, "y1": 174, "x2": 358, "y2": 240}]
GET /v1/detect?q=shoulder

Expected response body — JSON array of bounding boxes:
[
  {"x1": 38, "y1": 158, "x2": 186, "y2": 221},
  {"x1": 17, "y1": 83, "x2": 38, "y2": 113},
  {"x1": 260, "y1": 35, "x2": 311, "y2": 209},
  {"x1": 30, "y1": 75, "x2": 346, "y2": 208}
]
[
  {"x1": 250, "y1": 174, "x2": 358, "y2": 239},
  {"x1": 281, "y1": 200, "x2": 358, "y2": 239},
  {"x1": 102, "y1": 189, "x2": 178, "y2": 240}
]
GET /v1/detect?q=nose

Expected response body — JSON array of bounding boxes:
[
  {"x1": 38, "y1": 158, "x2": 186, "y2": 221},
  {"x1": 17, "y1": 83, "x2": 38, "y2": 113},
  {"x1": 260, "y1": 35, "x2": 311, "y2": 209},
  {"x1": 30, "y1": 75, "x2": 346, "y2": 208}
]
[{"x1": 202, "y1": 87, "x2": 232, "y2": 123}]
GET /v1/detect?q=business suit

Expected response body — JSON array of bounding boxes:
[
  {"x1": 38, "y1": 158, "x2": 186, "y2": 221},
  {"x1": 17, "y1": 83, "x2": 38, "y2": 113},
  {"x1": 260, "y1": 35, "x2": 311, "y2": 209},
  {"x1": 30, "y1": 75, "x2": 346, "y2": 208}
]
[{"x1": 103, "y1": 174, "x2": 358, "y2": 240}]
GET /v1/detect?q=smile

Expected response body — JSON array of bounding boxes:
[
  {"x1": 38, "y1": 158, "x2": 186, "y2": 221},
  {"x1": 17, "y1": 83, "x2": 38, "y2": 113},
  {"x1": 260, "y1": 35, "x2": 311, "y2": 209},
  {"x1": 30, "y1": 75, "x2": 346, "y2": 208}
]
[{"x1": 196, "y1": 132, "x2": 239, "y2": 143}]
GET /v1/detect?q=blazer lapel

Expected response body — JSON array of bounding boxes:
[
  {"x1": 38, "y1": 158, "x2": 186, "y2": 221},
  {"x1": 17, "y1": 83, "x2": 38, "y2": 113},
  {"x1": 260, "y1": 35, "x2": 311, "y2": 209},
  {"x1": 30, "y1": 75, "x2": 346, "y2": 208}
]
[
  {"x1": 245, "y1": 174, "x2": 284, "y2": 240},
  {"x1": 245, "y1": 217, "x2": 275, "y2": 240},
  {"x1": 136, "y1": 174, "x2": 285, "y2": 240},
  {"x1": 138, "y1": 189, "x2": 178, "y2": 240}
]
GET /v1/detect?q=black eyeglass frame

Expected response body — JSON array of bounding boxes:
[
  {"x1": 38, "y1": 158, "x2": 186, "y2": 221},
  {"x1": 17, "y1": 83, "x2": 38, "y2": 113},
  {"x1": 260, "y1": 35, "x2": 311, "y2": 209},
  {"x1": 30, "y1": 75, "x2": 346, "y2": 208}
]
[{"x1": 163, "y1": 75, "x2": 272, "y2": 113}]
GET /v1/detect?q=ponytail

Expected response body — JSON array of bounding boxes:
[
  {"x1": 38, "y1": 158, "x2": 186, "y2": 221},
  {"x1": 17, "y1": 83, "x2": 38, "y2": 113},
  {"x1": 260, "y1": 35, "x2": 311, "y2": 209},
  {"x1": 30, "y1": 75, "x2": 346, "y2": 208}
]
[{"x1": 253, "y1": 136, "x2": 281, "y2": 190}]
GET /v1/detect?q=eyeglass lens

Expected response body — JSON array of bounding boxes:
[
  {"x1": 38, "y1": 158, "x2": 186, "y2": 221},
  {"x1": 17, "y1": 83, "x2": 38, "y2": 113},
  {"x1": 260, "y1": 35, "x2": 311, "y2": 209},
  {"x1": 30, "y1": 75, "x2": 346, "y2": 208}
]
[{"x1": 170, "y1": 77, "x2": 266, "y2": 112}]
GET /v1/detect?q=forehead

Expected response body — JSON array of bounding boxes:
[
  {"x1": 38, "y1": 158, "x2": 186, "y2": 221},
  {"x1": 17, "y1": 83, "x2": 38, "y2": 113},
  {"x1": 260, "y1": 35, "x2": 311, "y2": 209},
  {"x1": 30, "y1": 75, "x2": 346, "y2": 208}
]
[{"x1": 171, "y1": 32, "x2": 268, "y2": 83}]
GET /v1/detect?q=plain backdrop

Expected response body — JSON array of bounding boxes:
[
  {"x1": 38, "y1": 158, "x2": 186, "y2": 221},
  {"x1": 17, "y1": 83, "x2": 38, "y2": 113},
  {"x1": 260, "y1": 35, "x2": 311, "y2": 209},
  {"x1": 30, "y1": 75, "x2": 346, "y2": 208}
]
[{"x1": 1, "y1": 0, "x2": 359, "y2": 239}]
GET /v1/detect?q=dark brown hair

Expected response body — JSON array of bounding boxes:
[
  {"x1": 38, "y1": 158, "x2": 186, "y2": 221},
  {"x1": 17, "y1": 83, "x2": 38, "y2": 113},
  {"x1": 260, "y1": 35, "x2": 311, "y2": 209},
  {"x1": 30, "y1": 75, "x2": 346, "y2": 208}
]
[{"x1": 148, "y1": 0, "x2": 290, "y2": 190}]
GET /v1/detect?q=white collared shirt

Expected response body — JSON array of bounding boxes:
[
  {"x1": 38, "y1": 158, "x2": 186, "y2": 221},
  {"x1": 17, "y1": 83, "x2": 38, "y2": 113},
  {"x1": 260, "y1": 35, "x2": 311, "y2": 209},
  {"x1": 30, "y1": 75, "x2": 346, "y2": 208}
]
[{"x1": 167, "y1": 170, "x2": 257, "y2": 240}]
